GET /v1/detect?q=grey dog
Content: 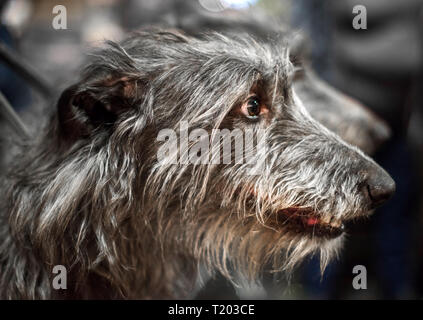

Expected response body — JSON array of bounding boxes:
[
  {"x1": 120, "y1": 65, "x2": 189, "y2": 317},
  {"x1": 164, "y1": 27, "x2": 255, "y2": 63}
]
[{"x1": 0, "y1": 28, "x2": 395, "y2": 299}]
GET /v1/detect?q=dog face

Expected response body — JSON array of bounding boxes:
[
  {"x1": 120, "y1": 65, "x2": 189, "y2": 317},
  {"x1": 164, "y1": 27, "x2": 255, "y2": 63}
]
[{"x1": 56, "y1": 29, "x2": 394, "y2": 284}]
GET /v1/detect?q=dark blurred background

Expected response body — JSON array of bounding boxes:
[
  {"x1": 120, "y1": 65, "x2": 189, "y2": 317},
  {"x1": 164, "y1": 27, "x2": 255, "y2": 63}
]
[{"x1": 0, "y1": 0, "x2": 422, "y2": 299}]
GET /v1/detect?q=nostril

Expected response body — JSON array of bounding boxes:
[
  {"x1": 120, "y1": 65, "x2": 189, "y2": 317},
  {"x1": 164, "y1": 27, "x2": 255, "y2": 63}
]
[{"x1": 366, "y1": 175, "x2": 396, "y2": 208}]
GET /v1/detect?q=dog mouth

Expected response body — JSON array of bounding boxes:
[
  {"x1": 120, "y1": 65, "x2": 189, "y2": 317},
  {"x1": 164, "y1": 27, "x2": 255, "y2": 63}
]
[{"x1": 274, "y1": 207, "x2": 345, "y2": 239}]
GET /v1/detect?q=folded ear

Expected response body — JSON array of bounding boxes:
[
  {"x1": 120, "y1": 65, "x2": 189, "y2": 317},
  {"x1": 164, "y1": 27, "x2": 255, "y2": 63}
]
[{"x1": 57, "y1": 75, "x2": 140, "y2": 141}]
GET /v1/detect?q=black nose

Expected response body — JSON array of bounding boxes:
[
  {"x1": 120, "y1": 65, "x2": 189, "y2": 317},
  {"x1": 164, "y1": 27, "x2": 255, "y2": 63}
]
[{"x1": 366, "y1": 165, "x2": 396, "y2": 208}]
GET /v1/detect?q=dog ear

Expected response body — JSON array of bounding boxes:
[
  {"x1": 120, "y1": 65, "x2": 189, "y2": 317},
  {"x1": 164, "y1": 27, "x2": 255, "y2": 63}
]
[{"x1": 57, "y1": 75, "x2": 140, "y2": 141}]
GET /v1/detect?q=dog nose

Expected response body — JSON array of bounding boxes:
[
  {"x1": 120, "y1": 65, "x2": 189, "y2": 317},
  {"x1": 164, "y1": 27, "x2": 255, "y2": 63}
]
[{"x1": 365, "y1": 165, "x2": 396, "y2": 208}]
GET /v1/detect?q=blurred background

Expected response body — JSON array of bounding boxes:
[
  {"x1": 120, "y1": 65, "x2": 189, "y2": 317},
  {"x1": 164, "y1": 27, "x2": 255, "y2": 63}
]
[{"x1": 0, "y1": 0, "x2": 422, "y2": 299}]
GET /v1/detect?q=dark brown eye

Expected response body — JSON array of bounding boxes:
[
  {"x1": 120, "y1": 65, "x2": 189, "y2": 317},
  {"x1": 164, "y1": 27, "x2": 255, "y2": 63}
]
[
  {"x1": 239, "y1": 94, "x2": 269, "y2": 120},
  {"x1": 240, "y1": 95, "x2": 267, "y2": 120},
  {"x1": 247, "y1": 97, "x2": 260, "y2": 118}
]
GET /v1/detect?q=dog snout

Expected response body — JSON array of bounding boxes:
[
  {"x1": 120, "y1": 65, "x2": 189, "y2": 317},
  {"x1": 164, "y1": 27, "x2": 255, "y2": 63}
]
[{"x1": 364, "y1": 164, "x2": 396, "y2": 208}]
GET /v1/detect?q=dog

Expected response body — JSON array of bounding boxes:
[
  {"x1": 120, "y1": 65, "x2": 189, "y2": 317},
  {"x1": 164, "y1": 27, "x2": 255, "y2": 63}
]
[{"x1": 0, "y1": 28, "x2": 395, "y2": 299}]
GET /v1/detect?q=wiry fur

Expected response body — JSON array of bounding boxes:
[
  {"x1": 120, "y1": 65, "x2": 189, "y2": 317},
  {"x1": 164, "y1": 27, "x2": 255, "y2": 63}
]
[{"x1": 0, "y1": 29, "x2": 391, "y2": 299}]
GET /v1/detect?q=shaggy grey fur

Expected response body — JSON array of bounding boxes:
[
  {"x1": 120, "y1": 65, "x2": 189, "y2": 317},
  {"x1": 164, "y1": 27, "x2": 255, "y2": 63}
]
[{"x1": 0, "y1": 29, "x2": 394, "y2": 299}]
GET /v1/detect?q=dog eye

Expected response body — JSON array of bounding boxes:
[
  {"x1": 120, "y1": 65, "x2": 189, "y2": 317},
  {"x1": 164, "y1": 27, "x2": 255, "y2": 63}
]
[
  {"x1": 247, "y1": 97, "x2": 260, "y2": 117},
  {"x1": 240, "y1": 96, "x2": 266, "y2": 119}
]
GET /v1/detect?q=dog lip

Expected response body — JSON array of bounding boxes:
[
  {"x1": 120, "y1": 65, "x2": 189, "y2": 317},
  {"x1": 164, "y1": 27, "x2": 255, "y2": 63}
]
[{"x1": 275, "y1": 208, "x2": 345, "y2": 238}]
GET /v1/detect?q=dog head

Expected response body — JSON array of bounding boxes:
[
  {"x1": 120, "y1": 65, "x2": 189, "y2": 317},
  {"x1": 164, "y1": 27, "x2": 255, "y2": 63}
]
[{"x1": 51, "y1": 29, "x2": 395, "y2": 293}]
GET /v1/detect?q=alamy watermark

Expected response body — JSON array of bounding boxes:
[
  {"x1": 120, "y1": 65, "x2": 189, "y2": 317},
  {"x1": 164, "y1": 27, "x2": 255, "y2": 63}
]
[
  {"x1": 352, "y1": 5, "x2": 367, "y2": 30},
  {"x1": 352, "y1": 265, "x2": 367, "y2": 290},
  {"x1": 52, "y1": 265, "x2": 67, "y2": 290},
  {"x1": 156, "y1": 121, "x2": 267, "y2": 175},
  {"x1": 52, "y1": 5, "x2": 67, "y2": 30}
]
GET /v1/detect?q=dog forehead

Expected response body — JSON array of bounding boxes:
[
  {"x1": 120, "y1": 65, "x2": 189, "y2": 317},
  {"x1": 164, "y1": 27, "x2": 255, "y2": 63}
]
[
  {"x1": 199, "y1": 38, "x2": 294, "y2": 85},
  {"x1": 201, "y1": 35, "x2": 290, "y2": 65},
  {"x1": 129, "y1": 30, "x2": 289, "y2": 66},
  {"x1": 108, "y1": 30, "x2": 294, "y2": 97}
]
